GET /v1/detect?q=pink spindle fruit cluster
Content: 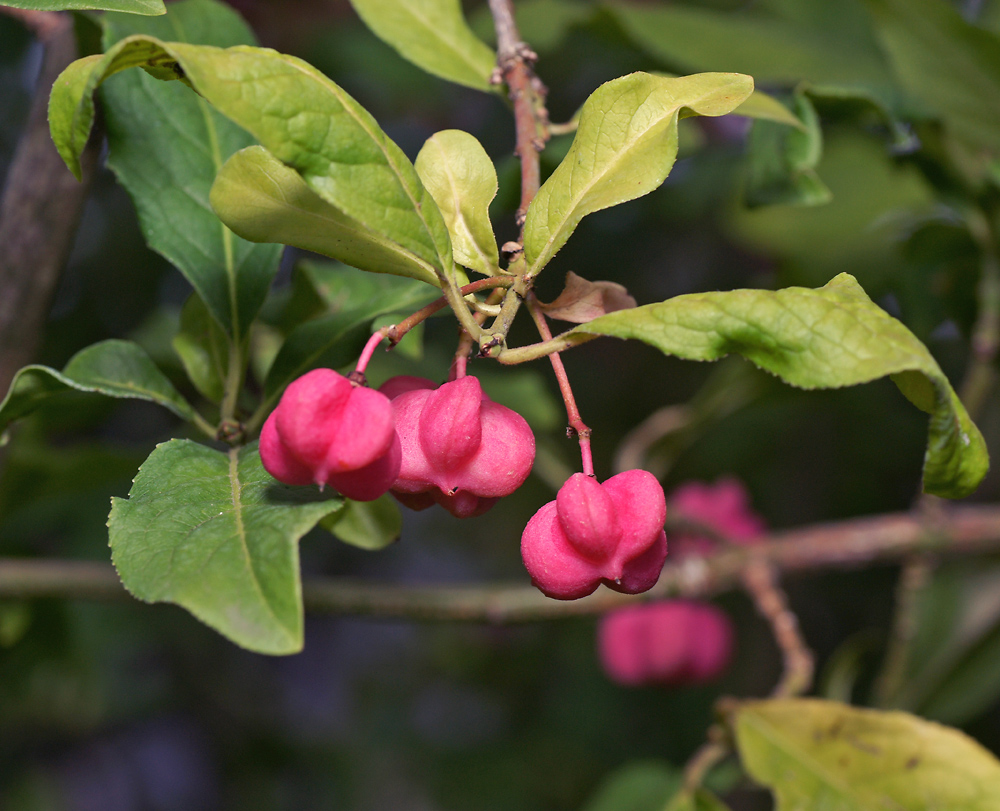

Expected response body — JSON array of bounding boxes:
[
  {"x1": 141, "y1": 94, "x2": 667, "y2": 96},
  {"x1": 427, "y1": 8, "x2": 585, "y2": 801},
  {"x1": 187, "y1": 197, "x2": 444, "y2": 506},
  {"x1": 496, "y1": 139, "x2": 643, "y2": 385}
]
[
  {"x1": 521, "y1": 470, "x2": 668, "y2": 600},
  {"x1": 596, "y1": 478, "x2": 766, "y2": 687},
  {"x1": 380, "y1": 375, "x2": 536, "y2": 518},
  {"x1": 260, "y1": 369, "x2": 535, "y2": 517},
  {"x1": 598, "y1": 601, "x2": 733, "y2": 686},
  {"x1": 260, "y1": 369, "x2": 401, "y2": 501}
]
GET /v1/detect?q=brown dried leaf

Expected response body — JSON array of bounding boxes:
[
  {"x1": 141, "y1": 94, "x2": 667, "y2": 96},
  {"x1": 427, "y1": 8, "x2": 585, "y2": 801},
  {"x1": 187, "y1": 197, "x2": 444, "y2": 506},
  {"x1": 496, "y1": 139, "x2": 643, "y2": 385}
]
[{"x1": 540, "y1": 271, "x2": 637, "y2": 323}]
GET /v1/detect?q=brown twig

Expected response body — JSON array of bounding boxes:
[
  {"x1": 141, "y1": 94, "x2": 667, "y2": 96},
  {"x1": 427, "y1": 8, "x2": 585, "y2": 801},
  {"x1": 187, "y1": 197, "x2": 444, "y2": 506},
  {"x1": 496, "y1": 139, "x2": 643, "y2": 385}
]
[
  {"x1": 0, "y1": 7, "x2": 64, "y2": 40},
  {"x1": 743, "y1": 558, "x2": 814, "y2": 697},
  {"x1": 0, "y1": 12, "x2": 100, "y2": 397},
  {"x1": 3, "y1": 504, "x2": 1000, "y2": 621},
  {"x1": 487, "y1": 0, "x2": 548, "y2": 230}
]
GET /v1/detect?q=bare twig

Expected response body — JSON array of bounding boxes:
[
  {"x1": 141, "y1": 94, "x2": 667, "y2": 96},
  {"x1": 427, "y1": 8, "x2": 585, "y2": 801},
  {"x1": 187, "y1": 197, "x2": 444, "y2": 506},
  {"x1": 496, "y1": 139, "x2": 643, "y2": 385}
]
[
  {"x1": 873, "y1": 553, "x2": 935, "y2": 706},
  {"x1": 487, "y1": 0, "x2": 548, "y2": 230},
  {"x1": 743, "y1": 559, "x2": 814, "y2": 697},
  {"x1": 3, "y1": 504, "x2": 1000, "y2": 621}
]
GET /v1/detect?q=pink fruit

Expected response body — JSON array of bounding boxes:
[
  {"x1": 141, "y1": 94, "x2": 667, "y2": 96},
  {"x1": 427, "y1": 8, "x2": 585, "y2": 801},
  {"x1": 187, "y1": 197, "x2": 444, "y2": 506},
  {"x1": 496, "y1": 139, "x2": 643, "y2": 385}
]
[
  {"x1": 597, "y1": 601, "x2": 734, "y2": 687},
  {"x1": 668, "y1": 477, "x2": 765, "y2": 556},
  {"x1": 260, "y1": 368, "x2": 400, "y2": 501},
  {"x1": 381, "y1": 375, "x2": 535, "y2": 518},
  {"x1": 521, "y1": 470, "x2": 667, "y2": 600}
]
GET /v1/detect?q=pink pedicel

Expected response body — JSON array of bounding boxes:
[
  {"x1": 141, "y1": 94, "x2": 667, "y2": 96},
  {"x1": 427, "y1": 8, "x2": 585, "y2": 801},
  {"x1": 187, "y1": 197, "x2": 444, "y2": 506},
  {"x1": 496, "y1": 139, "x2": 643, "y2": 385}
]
[
  {"x1": 597, "y1": 601, "x2": 733, "y2": 687},
  {"x1": 668, "y1": 477, "x2": 765, "y2": 556},
  {"x1": 521, "y1": 470, "x2": 668, "y2": 600},
  {"x1": 380, "y1": 375, "x2": 536, "y2": 518},
  {"x1": 259, "y1": 368, "x2": 401, "y2": 501}
]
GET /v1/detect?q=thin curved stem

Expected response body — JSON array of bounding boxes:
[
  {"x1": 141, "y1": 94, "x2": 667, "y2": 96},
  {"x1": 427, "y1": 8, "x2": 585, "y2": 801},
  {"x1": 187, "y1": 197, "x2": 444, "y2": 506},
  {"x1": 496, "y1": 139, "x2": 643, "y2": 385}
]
[{"x1": 527, "y1": 296, "x2": 593, "y2": 475}]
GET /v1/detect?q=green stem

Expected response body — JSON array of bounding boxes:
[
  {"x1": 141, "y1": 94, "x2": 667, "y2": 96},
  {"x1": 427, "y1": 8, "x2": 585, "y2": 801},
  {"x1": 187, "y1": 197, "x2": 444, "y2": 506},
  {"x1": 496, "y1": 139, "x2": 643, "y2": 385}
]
[{"x1": 219, "y1": 336, "x2": 245, "y2": 426}]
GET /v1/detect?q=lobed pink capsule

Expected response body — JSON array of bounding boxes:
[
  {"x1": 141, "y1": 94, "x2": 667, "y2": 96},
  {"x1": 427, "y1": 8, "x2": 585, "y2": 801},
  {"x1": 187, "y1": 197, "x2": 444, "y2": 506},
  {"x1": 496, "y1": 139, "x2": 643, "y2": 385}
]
[
  {"x1": 381, "y1": 375, "x2": 536, "y2": 518},
  {"x1": 597, "y1": 601, "x2": 734, "y2": 687},
  {"x1": 521, "y1": 470, "x2": 667, "y2": 600},
  {"x1": 259, "y1": 368, "x2": 400, "y2": 501},
  {"x1": 668, "y1": 477, "x2": 765, "y2": 556}
]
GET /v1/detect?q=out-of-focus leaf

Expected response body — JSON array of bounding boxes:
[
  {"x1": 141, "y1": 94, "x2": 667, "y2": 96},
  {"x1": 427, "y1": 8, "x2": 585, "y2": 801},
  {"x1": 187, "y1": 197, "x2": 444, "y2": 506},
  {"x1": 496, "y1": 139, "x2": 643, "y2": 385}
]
[
  {"x1": 415, "y1": 130, "x2": 499, "y2": 276},
  {"x1": 567, "y1": 273, "x2": 988, "y2": 498},
  {"x1": 0, "y1": 340, "x2": 195, "y2": 433},
  {"x1": 263, "y1": 264, "x2": 439, "y2": 400},
  {"x1": 734, "y1": 698, "x2": 1000, "y2": 809},
  {"x1": 480, "y1": 0, "x2": 592, "y2": 53},
  {"x1": 322, "y1": 494, "x2": 401, "y2": 551},
  {"x1": 211, "y1": 146, "x2": 441, "y2": 287},
  {"x1": 2, "y1": 0, "x2": 163, "y2": 12},
  {"x1": 100, "y1": 0, "x2": 282, "y2": 339},
  {"x1": 539, "y1": 271, "x2": 636, "y2": 323},
  {"x1": 665, "y1": 788, "x2": 732, "y2": 811},
  {"x1": 523, "y1": 71, "x2": 753, "y2": 274},
  {"x1": 348, "y1": 0, "x2": 496, "y2": 91},
  {"x1": 580, "y1": 761, "x2": 682, "y2": 811},
  {"x1": 49, "y1": 36, "x2": 454, "y2": 283},
  {"x1": 109, "y1": 440, "x2": 342, "y2": 654},
  {"x1": 609, "y1": 0, "x2": 896, "y2": 105},
  {"x1": 731, "y1": 130, "x2": 934, "y2": 288},
  {"x1": 732, "y1": 90, "x2": 806, "y2": 128},
  {"x1": 887, "y1": 559, "x2": 1000, "y2": 725},
  {"x1": 172, "y1": 293, "x2": 228, "y2": 403},
  {"x1": 864, "y1": 0, "x2": 1000, "y2": 152},
  {"x1": 745, "y1": 91, "x2": 831, "y2": 208}
]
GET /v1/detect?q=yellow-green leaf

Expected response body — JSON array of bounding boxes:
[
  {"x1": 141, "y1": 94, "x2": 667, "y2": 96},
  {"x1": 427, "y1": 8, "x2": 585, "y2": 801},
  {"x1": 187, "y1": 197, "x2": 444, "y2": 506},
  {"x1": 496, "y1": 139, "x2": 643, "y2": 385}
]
[
  {"x1": 523, "y1": 71, "x2": 753, "y2": 275},
  {"x1": 348, "y1": 0, "x2": 497, "y2": 91},
  {"x1": 211, "y1": 146, "x2": 441, "y2": 287},
  {"x1": 568, "y1": 273, "x2": 988, "y2": 498},
  {"x1": 48, "y1": 37, "x2": 453, "y2": 280},
  {"x1": 415, "y1": 130, "x2": 500, "y2": 277}
]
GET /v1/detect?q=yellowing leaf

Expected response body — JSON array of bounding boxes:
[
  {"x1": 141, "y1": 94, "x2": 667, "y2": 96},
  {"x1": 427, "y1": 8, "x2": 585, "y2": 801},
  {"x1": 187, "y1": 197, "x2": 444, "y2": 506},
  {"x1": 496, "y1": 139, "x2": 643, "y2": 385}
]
[{"x1": 734, "y1": 698, "x2": 1000, "y2": 810}]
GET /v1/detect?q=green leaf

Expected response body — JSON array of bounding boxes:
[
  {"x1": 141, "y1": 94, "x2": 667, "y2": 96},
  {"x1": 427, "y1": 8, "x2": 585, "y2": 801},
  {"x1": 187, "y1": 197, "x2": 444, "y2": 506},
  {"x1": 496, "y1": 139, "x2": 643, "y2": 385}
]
[
  {"x1": 263, "y1": 263, "x2": 439, "y2": 400},
  {"x1": 109, "y1": 440, "x2": 342, "y2": 654},
  {"x1": 732, "y1": 90, "x2": 807, "y2": 129},
  {"x1": 733, "y1": 698, "x2": 1000, "y2": 809},
  {"x1": 864, "y1": 0, "x2": 1000, "y2": 152},
  {"x1": 98, "y1": 0, "x2": 283, "y2": 339},
  {"x1": 580, "y1": 761, "x2": 682, "y2": 811},
  {"x1": 609, "y1": 1, "x2": 896, "y2": 103},
  {"x1": 322, "y1": 494, "x2": 401, "y2": 551},
  {"x1": 415, "y1": 130, "x2": 500, "y2": 276},
  {"x1": 348, "y1": 0, "x2": 496, "y2": 91},
  {"x1": 49, "y1": 36, "x2": 454, "y2": 283},
  {"x1": 523, "y1": 72, "x2": 753, "y2": 274},
  {"x1": 0, "y1": 340, "x2": 195, "y2": 433},
  {"x1": 888, "y1": 559, "x2": 1000, "y2": 725},
  {"x1": 0, "y1": 0, "x2": 163, "y2": 13},
  {"x1": 172, "y1": 293, "x2": 228, "y2": 403},
  {"x1": 745, "y1": 91, "x2": 832, "y2": 208},
  {"x1": 210, "y1": 146, "x2": 440, "y2": 287},
  {"x1": 568, "y1": 273, "x2": 988, "y2": 498},
  {"x1": 665, "y1": 789, "x2": 732, "y2": 811}
]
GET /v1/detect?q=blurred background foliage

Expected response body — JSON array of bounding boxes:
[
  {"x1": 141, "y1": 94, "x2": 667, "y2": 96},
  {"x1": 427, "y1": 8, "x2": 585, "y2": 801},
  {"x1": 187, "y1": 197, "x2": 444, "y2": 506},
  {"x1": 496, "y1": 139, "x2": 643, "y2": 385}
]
[{"x1": 3, "y1": 0, "x2": 1000, "y2": 807}]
